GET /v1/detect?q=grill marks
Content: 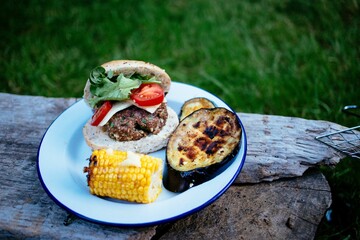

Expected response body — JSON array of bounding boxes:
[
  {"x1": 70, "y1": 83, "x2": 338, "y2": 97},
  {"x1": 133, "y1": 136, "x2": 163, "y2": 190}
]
[
  {"x1": 164, "y1": 106, "x2": 243, "y2": 192},
  {"x1": 178, "y1": 115, "x2": 234, "y2": 161},
  {"x1": 194, "y1": 137, "x2": 210, "y2": 151},
  {"x1": 167, "y1": 108, "x2": 241, "y2": 171}
]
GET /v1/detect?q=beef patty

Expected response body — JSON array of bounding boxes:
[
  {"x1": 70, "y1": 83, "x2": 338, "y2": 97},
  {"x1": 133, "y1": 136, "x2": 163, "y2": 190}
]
[{"x1": 103, "y1": 103, "x2": 168, "y2": 141}]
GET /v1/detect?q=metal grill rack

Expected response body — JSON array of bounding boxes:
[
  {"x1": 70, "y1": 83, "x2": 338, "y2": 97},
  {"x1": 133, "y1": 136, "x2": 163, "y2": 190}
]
[
  {"x1": 315, "y1": 105, "x2": 360, "y2": 159},
  {"x1": 316, "y1": 126, "x2": 360, "y2": 159}
]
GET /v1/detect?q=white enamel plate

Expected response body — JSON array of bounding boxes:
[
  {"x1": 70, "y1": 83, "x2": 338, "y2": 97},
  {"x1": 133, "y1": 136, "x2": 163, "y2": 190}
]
[{"x1": 37, "y1": 82, "x2": 247, "y2": 227}]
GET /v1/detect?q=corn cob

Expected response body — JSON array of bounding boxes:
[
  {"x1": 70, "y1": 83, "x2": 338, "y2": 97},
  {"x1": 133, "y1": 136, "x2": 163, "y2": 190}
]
[{"x1": 83, "y1": 149, "x2": 163, "y2": 204}]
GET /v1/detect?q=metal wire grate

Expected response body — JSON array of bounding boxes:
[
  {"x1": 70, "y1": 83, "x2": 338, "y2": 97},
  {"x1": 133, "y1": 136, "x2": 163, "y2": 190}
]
[
  {"x1": 316, "y1": 105, "x2": 359, "y2": 159},
  {"x1": 316, "y1": 126, "x2": 360, "y2": 159}
]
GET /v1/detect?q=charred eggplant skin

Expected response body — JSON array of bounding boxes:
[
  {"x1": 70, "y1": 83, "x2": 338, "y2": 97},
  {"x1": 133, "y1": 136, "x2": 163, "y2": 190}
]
[
  {"x1": 165, "y1": 144, "x2": 240, "y2": 192},
  {"x1": 164, "y1": 107, "x2": 242, "y2": 193},
  {"x1": 179, "y1": 97, "x2": 216, "y2": 121}
]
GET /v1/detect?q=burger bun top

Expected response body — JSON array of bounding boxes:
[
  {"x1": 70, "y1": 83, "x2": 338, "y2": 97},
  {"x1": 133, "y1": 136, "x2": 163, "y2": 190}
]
[{"x1": 83, "y1": 60, "x2": 171, "y2": 108}]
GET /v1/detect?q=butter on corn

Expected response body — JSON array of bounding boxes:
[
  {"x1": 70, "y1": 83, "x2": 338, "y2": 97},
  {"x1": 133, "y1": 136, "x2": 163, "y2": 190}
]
[{"x1": 83, "y1": 149, "x2": 163, "y2": 204}]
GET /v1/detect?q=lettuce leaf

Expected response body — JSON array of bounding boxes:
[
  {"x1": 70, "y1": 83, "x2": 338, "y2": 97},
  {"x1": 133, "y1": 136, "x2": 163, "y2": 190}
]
[{"x1": 87, "y1": 66, "x2": 160, "y2": 108}]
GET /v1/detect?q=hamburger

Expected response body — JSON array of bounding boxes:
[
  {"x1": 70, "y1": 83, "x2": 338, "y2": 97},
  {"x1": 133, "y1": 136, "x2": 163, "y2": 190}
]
[{"x1": 82, "y1": 60, "x2": 179, "y2": 154}]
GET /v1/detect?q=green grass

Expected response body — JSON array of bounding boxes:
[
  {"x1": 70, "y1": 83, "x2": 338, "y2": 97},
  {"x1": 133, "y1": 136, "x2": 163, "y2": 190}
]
[{"x1": 1, "y1": 0, "x2": 359, "y2": 238}]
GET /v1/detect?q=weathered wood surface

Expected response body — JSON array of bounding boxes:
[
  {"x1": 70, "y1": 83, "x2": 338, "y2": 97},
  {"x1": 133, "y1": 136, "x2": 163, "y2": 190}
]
[
  {"x1": 0, "y1": 93, "x2": 346, "y2": 239},
  {"x1": 237, "y1": 113, "x2": 346, "y2": 183},
  {"x1": 160, "y1": 170, "x2": 331, "y2": 240}
]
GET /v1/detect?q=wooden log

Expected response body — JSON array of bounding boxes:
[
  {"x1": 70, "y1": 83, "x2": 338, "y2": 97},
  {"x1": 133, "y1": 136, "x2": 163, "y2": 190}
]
[
  {"x1": 159, "y1": 170, "x2": 331, "y2": 240},
  {"x1": 0, "y1": 93, "x2": 342, "y2": 239},
  {"x1": 237, "y1": 113, "x2": 346, "y2": 183}
]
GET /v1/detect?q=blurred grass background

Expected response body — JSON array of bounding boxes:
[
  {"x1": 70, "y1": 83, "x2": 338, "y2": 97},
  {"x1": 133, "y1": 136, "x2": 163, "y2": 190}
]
[{"x1": 1, "y1": 0, "x2": 359, "y2": 238}]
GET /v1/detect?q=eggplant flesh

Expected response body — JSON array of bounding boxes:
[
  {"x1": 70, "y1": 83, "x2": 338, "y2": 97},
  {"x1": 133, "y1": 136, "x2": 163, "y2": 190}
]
[
  {"x1": 179, "y1": 97, "x2": 216, "y2": 121},
  {"x1": 164, "y1": 107, "x2": 242, "y2": 193}
]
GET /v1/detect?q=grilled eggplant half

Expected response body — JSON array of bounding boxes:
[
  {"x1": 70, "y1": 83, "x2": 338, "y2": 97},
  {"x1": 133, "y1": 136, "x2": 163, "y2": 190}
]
[
  {"x1": 179, "y1": 97, "x2": 216, "y2": 121},
  {"x1": 164, "y1": 107, "x2": 242, "y2": 192}
]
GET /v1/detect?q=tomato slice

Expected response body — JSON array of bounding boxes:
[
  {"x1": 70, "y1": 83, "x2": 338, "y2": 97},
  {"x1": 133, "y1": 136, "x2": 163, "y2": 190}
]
[
  {"x1": 90, "y1": 101, "x2": 112, "y2": 126},
  {"x1": 130, "y1": 83, "x2": 164, "y2": 106}
]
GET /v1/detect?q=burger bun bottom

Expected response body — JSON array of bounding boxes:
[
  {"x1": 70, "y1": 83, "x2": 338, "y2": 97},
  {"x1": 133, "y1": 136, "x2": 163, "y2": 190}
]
[{"x1": 83, "y1": 106, "x2": 179, "y2": 154}]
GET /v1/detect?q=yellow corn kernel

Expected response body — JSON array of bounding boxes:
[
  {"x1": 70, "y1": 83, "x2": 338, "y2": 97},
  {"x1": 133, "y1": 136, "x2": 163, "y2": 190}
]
[{"x1": 84, "y1": 149, "x2": 163, "y2": 204}]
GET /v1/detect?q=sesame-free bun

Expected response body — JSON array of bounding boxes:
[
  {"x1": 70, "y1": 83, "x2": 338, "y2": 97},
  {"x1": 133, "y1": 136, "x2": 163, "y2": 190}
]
[
  {"x1": 83, "y1": 106, "x2": 179, "y2": 154},
  {"x1": 83, "y1": 60, "x2": 171, "y2": 107},
  {"x1": 82, "y1": 60, "x2": 177, "y2": 154}
]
